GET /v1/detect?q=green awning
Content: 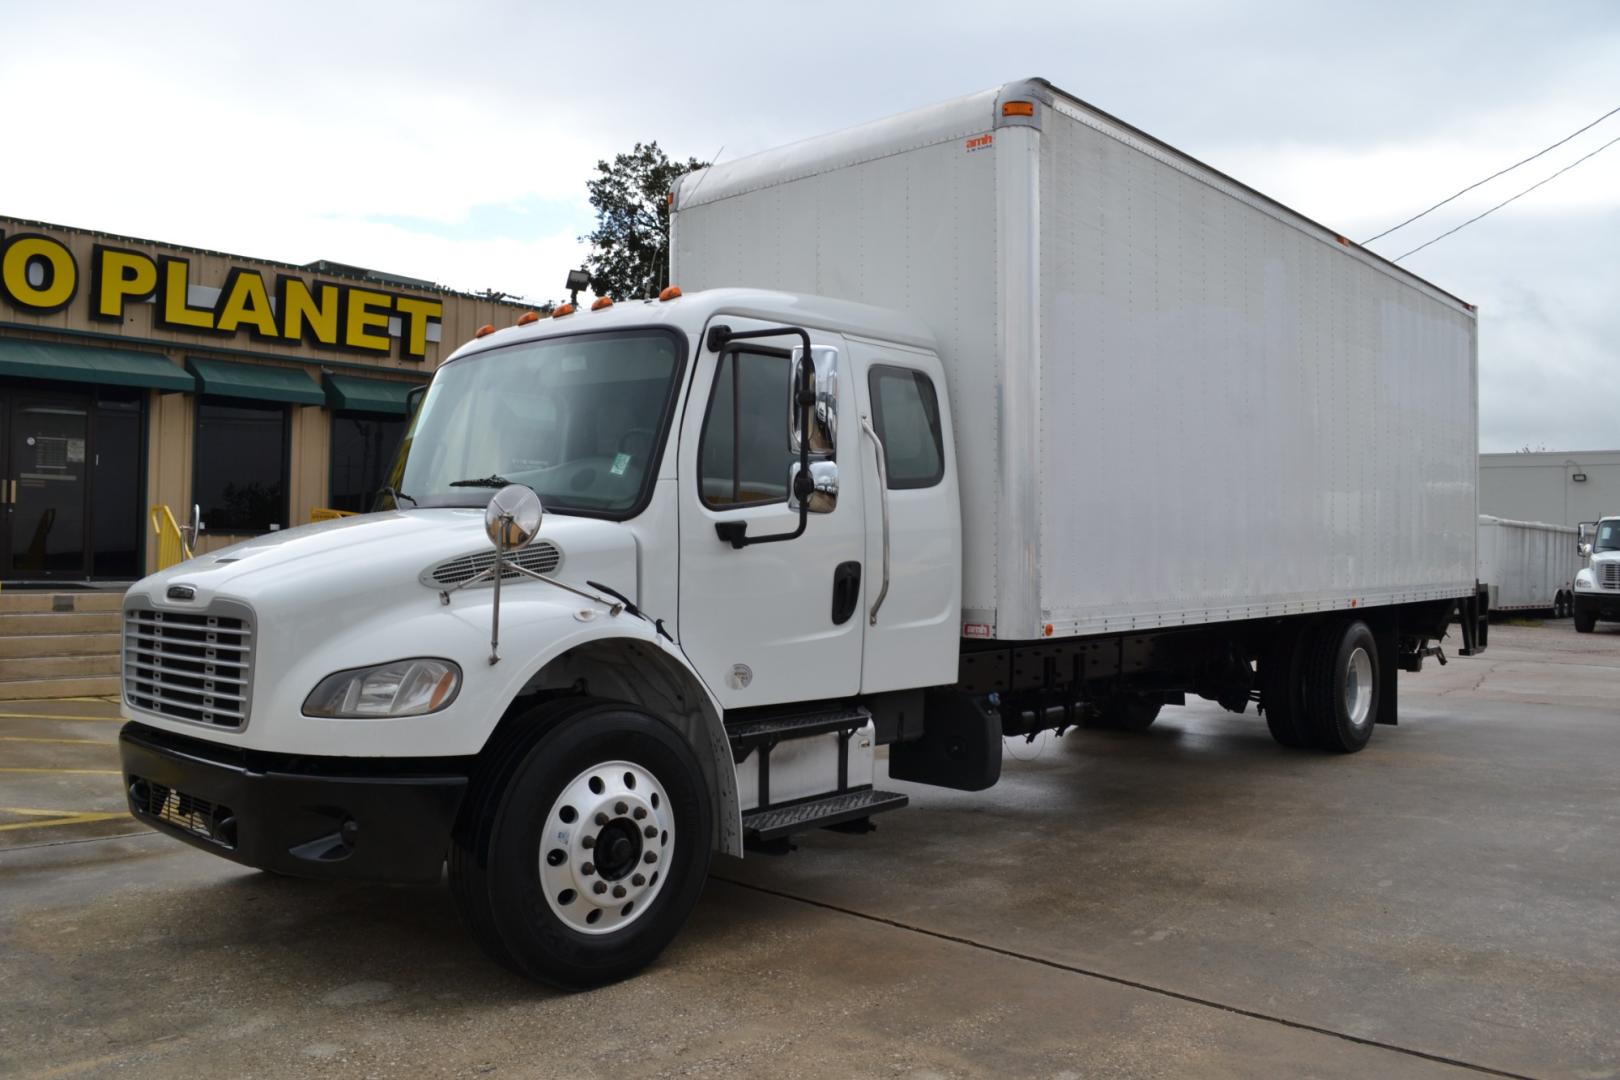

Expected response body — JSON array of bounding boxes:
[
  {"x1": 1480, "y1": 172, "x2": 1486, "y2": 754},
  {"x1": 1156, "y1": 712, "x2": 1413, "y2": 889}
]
[
  {"x1": 188, "y1": 357, "x2": 324, "y2": 405},
  {"x1": 324, "y1": 373, "x2": 420, "y2": 415},
  {"x1": 0, "y1": 339, "x2": 195, "y2": 392}
]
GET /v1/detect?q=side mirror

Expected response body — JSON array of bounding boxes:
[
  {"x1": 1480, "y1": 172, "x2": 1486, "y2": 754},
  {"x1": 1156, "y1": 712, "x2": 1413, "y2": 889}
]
[
  {"x1": 789, "y1": 460, "x2": 839, "y2": 513},
  {"x1": 485, "y1": 484, "x2": 543, "y2": 550},
  {"x1": 790, "y1": 346, "x2": 838, "y2": 457}
]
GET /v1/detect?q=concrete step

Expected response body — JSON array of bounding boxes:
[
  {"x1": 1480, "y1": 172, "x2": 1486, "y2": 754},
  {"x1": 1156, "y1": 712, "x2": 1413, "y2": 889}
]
[
  {"x1": 0, "y1": 590, "x2": 127, "y2": 614},
  {"x1": 0, "y1": 611, "x2": 122, "y2": 636},
  {"x1": 0, "y1": 653, "x2": 121, "y2": 679},
  {"x1": 0, "y1": 633, "x2": 121, "y2": 659},
  {"x1": 0, "y1": 674, "x2": 120, "y2": 701}
]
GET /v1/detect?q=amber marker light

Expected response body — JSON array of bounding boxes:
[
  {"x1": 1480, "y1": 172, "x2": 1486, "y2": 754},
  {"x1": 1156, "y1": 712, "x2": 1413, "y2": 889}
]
[
  {"x1": 659, "y1": 285, "x2": 682, "y2": 301},
  {"x1": 474, "y1": 323, "x2": 495, "y2": 338},
  {"x1": 591, "y1": 297, "x2": 614, "y2": 311},
  {"x1": 552, "y1": 303, "x2": 576, "y2": 317},
  {"x1": 516, "y1": 311, "x2": 540, "y2": 326},
  {"x1": 1002, "y1": 101, "x2": 1035, "y2": 117}
]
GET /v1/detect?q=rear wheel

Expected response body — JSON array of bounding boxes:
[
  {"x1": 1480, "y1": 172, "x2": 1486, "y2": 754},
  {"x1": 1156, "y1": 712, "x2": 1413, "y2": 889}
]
[
  {"x1": 1303, "y1": 619, "x2": 1380, "y2": 754},
  {"x1": 450, "y1": 700, "x2": 712, "y2": 989},
  {"x1": 1260, "y1": 625, "x2": 1315, "y2": 749}
]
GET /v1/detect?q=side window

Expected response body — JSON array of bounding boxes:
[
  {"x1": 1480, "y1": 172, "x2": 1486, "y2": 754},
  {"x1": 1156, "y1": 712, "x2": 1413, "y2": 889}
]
[
  {"x1": 868, "y1": 365, "x2": 944, "y2": 489},
  {"x1": 700, "y1": 350, "x2": 793, "y2": 508}
]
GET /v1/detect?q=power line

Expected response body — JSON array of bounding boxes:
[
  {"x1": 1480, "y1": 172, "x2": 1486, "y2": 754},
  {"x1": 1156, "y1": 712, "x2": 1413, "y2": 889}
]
[
  {"x1": 1363, "y1": 104, "x2": 1620, "y2": 243},
  {"x1": 1392, "y1": 132, "x2": 1620, "y2": 262}
]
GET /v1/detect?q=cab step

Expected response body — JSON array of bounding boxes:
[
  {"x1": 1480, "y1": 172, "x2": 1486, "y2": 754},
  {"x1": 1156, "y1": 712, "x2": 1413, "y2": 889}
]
[
  {"x1": 741, "y1": 788, "x2": 909, "y2": 842},
  {"x1": 725, "y1": 704, "x2": 872, "y2": 757}
]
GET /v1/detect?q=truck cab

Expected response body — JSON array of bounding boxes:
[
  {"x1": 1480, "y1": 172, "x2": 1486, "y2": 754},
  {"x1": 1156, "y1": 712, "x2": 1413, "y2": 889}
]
[{"x1": 1573, "y1": 517, "x2": 1620, "y2": 632}]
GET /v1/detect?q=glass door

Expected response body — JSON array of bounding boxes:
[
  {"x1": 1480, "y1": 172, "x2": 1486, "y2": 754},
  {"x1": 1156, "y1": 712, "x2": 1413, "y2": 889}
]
[{"x1": 4, "y1": 393, "x2": 91, "y2": 579}]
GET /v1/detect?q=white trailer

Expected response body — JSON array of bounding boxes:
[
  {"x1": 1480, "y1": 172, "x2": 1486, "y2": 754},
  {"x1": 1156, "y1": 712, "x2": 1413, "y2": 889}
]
[
  {"x1": 117, "y1": 79, "x2": 1487, "y2": 989},
  {"x1": 1477, "y1": 515, "x2": 1579, "y2": 615}
]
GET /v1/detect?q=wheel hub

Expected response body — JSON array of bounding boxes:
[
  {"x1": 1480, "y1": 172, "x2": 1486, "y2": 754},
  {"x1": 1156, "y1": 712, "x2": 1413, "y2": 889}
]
[
  {"x1": 540, "y1": 760, "x2": 673, "y2": 935},
  {"x1": 1345, "y1": 646, "x2": 1374, "y2": 730}
]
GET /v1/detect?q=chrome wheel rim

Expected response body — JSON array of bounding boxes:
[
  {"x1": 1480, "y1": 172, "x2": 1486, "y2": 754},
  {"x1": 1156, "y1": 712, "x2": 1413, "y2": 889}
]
[
  {"x1": 1345, "y1": 646, "x2": 1374, "y2": 730},
  {"x1": 540, "y1": 760, "x2": 674, "y2": 935}
]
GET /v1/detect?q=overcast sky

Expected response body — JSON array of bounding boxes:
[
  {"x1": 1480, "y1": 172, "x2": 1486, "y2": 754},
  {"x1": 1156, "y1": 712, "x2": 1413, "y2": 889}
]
[{"x1": 3, "y1": 0, "x2": 1615, "y2": 452}]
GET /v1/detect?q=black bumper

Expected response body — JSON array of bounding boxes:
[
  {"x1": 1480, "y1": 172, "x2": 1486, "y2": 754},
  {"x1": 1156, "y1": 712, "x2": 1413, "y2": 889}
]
[
  {"x1": 1574, "y1": 593, "x2": 1620, "y2": 622},
  {"x1": 120, "y1": 723, "x2": 469, "y2": 883}
]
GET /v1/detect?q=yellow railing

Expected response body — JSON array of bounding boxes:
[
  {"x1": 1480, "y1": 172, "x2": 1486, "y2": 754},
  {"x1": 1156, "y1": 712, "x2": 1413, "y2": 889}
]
[
  {"x1": 310, "y1": 508, "x2": 357, "y2": 522},
  {"x1": 150, "y1": 506, "x2": 193, "y2": 569}
]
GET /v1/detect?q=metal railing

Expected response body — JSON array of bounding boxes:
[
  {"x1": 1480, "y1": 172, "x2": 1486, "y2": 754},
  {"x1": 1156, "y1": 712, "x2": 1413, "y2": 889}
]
[{"x1": 149, "y1": 505, "x2": 195, "y2": 569}]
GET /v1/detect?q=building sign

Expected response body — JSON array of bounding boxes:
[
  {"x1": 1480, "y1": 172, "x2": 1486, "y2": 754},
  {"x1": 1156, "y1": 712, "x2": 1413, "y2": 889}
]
[{"x1": 0, "y1": 230, "x2": 444, "y2": 361}]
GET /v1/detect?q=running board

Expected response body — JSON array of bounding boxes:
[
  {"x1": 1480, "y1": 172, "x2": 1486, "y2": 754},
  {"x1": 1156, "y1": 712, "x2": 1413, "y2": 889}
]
[
  {"x1": 741, "y1": 788, "x2": 909, "y2": 842},
  {"x1": 726, "y1": 705, "x2": 873, "y2": 759}
]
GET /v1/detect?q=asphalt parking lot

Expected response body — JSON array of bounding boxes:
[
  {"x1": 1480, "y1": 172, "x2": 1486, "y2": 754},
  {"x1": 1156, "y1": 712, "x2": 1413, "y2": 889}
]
[{"x1": 2, "y1": 622, "x2": 1617, "y2": 1079}]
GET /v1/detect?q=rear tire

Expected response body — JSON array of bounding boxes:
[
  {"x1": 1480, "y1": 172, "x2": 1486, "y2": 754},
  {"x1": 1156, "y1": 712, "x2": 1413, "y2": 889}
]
[
  {"x1": 1303, "y1": 619, "x2": 1380, "y2": 754},
  {"x1": 449, "y1": 700, "x2": 713, "y2": 989},
  {"x1": 1260, "y1": 625, "x2": 1314, "y2": 749}
]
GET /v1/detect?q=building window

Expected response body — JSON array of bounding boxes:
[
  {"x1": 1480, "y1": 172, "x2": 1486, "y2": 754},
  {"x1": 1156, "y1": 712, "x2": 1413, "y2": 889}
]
[
  {"x1": 329, "y1": 413, "x2": 407, "y2": 513},
  {"x1": 699, "y1": 350, "x2": 794, "y2": 508},
  {"x1": 868, "y1": 365, "x2": 944, "y2": 489},
  {"x1": 193, "y1": 400, "x2": 288, "y2": 532}
]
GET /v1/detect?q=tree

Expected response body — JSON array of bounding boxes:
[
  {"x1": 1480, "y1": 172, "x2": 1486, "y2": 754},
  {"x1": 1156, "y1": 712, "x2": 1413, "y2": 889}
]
[{"x1": 581, "y1": 142, "x2": 708, "y2": 300}]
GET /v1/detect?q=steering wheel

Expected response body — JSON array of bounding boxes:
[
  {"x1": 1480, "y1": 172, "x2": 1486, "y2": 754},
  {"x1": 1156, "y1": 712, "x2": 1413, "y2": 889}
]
[{"x1": 617, "y1": 427, "x2": 657, "y2": 459}]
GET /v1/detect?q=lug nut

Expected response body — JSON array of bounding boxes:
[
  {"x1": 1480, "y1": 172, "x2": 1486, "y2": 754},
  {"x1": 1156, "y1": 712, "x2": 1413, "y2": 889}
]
[
  {"x1": 643, "y1": 824, "x2": 657, "y2": 839},
  {"x1": 582, "y1": 835, "x2": 595, "y2": 849},
  {"x1": 612, "y1": 885, "x2": 626, "y2": 899},
  {"x1": 614, "y1": 801, "x2": 628, "y2": 815},
  {"x1": 632, "y1": 807, "x2": 647, "y2": 820},
  {"x1": 631, "y1": 874, "x2": 645, "y2": 887},
  {"x1": 643, "y1": 851, "x2": 657, "y2": 864},
  {"x1": 595, "y1": 812, "x2": 610, "y2": 826},
  {"x1": 593, "y1": 881, "x2": 607, "y2": 895},
  {"x1": 582, "y1": 862, "x2": 595, "y2": 876}
]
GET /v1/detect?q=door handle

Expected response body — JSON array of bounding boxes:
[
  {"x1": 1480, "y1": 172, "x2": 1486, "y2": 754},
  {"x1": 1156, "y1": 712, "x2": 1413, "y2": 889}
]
[
  {"x1": 859, "y1": 415, "x2": 890, "y2": 625},
  {"x1": 831, "y1": 561, "x2": 862, "y2": 625}
]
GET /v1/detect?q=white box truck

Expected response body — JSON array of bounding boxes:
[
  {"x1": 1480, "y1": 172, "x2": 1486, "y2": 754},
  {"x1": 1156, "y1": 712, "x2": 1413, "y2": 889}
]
[
  {"x1": 118, "y1": 79, "x2": 1487, "y2": 988},
  {"x1": 1574, "y1": 516, "x2": 1620, "y2": 631},
  {"x1": 1477, "y1": 515, "x2": 1579, "y2": 616}
]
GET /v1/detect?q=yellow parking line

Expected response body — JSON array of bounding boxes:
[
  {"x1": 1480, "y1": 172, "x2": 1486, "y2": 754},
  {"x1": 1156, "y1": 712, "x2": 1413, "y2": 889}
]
[
  {"x1": 0, "y1": 768, "x2": 122, "y2": 775},
  {"x1": 0, "y1": 735, "x2": 115, "y2": 746},
  {"x1": 0, "y1": 810, "x2": 129, "y2": 832},
  {"x1": 0, "y1": 711, "x2": 121, "y2": 723}
]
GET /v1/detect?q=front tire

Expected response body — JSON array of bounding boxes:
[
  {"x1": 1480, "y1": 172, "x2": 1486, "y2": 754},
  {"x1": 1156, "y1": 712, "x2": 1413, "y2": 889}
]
[
  {"x1": 1303, "y1": 619, "x2": 1380, "y2": 754},
  {"x1": 1574, "y1": 604, "x2": 1597, "y2": 633},
  {"x1": 450, "y1": 700, "x2": 713, "y2": 989}
]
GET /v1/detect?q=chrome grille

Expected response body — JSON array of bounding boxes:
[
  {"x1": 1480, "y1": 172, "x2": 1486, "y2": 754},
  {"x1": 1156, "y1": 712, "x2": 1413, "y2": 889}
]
[
  {"x1": 1603, "y1": 562, "x2": 1620, "y2": 590},
  {"x1": 123, "y1": 603, "x2": 254, "y2": 730},
  {"x1": 425, "y1": 541, "x2": 562, "y2": 588}
]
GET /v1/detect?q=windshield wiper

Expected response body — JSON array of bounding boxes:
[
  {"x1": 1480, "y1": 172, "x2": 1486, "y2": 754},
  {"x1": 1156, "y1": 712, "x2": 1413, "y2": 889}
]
[
  {"x1": 448, "y1": 474, "x2": 513, "y2": 488},
  {"x1": 378, "y1": 485, "x2": 417, "y2": 507}
]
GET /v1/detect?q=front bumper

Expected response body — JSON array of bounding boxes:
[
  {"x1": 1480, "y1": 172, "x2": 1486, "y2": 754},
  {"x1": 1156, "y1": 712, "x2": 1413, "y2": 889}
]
[
  {"x1": 1574, "y1": 592, "x2": 1620, "y2": 622},
  {"x1": 120, "y1": 722, "x2": 469, "y2": 883}
]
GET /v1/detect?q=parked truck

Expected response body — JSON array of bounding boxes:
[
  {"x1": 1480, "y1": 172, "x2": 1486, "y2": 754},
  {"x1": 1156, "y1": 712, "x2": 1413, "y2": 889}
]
[
  {"x1": 118, "y1": 79, "x2": 1487, "y2": 988},
  {"x1": 1477, "y1": 515, "x2": 1580, "y2": 616},
  {"x1": 1574, "y1": 516, "x2": 1620, "y2": 632}
]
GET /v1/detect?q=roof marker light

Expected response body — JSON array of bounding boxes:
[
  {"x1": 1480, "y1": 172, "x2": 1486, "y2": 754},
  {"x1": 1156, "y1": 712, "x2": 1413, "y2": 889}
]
[
  {"x1": 591, "y1": 297, "x2": 613, "y2": 311},
  {"x1": 516, "y1": 311, "x2": 540, "y2": 326},
  {"x1": 552, "y1": 303, "x2": 576, "y2": 318},
  {"x1": 474, "y1": 323, "x2": 495, "y2": 338},
  {"x1": 659, "y1": 285, "x2": 682, "y2": 301},
  {"x1": 1002, "y1": 101, "x2": 1035, "y2": 117}
]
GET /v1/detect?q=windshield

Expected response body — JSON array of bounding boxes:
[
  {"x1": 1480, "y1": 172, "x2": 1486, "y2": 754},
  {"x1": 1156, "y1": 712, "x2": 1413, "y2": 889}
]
[
  {"x1": 1597, "y1": 521, "x2": 1620, "y2": 553},
  {"x1": 382, "y1": 328, "x2": 683, "y2": 516}
]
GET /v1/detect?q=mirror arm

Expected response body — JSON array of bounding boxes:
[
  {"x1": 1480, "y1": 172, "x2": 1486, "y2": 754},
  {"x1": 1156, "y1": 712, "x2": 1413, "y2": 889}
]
[{"x1": 706, "y1": 324, "x2": 815, "y2": 550}]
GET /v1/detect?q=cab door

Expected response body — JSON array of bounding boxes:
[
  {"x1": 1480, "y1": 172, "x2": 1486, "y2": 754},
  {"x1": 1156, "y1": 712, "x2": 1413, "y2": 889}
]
[
  {"x1": 851, "y1": 342, "x2": 961, "y2": 692},
  {"x1": 677, "y1": 318, "x2": 865, "y2": 708}
]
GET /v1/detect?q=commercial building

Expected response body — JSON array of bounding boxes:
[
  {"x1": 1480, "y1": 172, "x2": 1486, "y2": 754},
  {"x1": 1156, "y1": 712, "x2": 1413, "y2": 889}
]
[
  {"x1": 0, "y1": 216, "x2": 529, "y2": 583},
  {"x1": 1479, "y1": 449, "x2": 1620, "y2": 528}
]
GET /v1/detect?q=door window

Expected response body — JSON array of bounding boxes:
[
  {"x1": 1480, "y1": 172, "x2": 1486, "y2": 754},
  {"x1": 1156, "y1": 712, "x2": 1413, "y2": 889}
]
[
  {"x1": 699, "y1": 350, "x2": 794, "y2": 508},
  {"x1": 868, "y1": 366, "x2": 944, "y2": 489}
]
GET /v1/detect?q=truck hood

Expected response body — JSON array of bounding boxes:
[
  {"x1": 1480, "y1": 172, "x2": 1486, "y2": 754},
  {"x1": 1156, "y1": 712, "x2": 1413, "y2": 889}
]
[{"x1": 133, "y1": 509, "x2": 640, "y2": 614}]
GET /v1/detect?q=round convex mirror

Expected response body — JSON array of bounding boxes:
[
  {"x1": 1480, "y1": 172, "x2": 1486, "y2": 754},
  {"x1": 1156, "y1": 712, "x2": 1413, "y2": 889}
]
[{"x1": 485, "y1": 484, "x2": 543, "y2": 550}]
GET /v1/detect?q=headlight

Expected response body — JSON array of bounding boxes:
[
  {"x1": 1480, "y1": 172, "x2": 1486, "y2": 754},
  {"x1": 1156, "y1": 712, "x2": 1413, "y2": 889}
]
[
  {"x1": 1575, "y1": 576, "x2": 1594, "y2": 591},
  {"x1": 303, "y1": 658, "x2": 462, "y2": 718}
]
